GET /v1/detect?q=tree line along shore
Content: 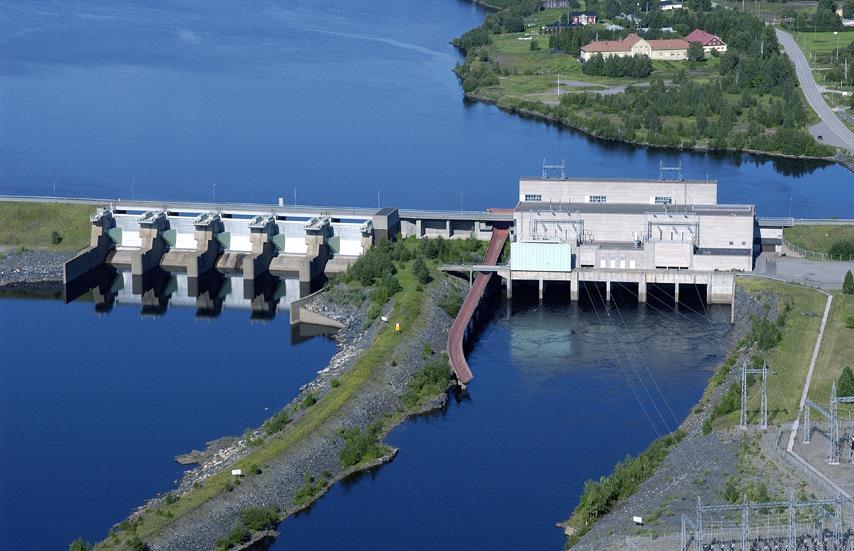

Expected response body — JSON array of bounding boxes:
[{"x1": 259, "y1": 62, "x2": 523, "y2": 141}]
[{"x1": 454, "y1": 0, "x2": 852, "y2": 161}]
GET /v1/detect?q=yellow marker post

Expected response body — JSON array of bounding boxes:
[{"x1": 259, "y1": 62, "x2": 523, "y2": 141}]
[{"x1": 395, "y1": 322, "x2": 400, "y2": 332}]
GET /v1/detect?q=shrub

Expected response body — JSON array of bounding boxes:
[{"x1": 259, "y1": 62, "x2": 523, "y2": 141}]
[
  {"x1": 69, "y1": 538, "x2": 92, "y2": 551},
  {"x1": 413, "y1": 256, "x2": 431, "y2": 285},
  {"x1": 330, "y1": 378, "x2": 340, "y2": 388},
  {"x1": 401, "y1": 354, "x2": 453, "y2": 410},
  {"x1": 838, "y1": 366, "x2": 854, "y2": 397},
  {"x1": 831, "y1": 242, "x2": 854, "y2": 260},
  {"x1": 293, "y1": 473, "x2": 329, "y2": 507},
  {"x1": 215, "y1": 507, "x2": 279, "y2": 551},
  {"x1": 339, "y1": 424, "x2": 384, "y2": 467},
  {"x1": 843, "y1": 270, "x2": 854, "y2": 294},
  {"x1": 750, "y1": 315, "x2": 781, "y2": 350},
  {"x1": 300, "y1": 391, "x2": 317, "y2": 409},
  {"x1": 439, "y1": 291, "x2": 464, "y2": 318},
  {"x1": 51, "y1": 230, "x2": 62, "y2": 245},
  {"x1": 262, "y1": 409, "x2": 290, "y2": 435},
  {"x1": 846, "y1": 315, "x2": 854, "y2": 330}
]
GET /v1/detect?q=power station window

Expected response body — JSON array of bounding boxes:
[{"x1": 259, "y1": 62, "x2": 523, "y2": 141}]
[
  {"x1": 525, "y1": 194, "x2": 542, "y2": 202},
  {"x1": 654, "y1": 196, "x2": 672, "y2": 204},
  {"x1": 589, "y1": 195, "x2": 607, "y2": 203}
]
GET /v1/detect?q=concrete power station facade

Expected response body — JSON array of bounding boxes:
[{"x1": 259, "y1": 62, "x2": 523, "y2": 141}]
[{"x1": 508, "y1": 176, "x2": 754, "y2": 303}]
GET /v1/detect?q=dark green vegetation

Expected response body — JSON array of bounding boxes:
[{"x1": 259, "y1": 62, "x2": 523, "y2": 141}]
[
  {"x1": 0, "y1": 201, "x2": 93, "y2": 251},
  {"x1": 339, "y1": 424, "x2": 386, "y2": 468},
  {"x1": 401, "y1": 353, "x2": 453, "y2": 410},
  {"x1": 293, "y1": 472, "x2": 331, "y2": 508},
  {"x1": 785, "y1": 0, "x2": 850, "y2": 33},
  {"x1": 784, "y1": 225, "x2": 854, "y2": 257},
  {"x1": 838, "y1": 366, "x2": 854, "y2": 396},
  {"x1": 215, "y1": 507, "x2": 280, "y2": 551},
  {"x1": 563, "y1": 430, "x2": 686, "y2": 547},
  {"x1": 439, "y1": 290, "x2": 464, "y2": 317},
  {"x1": 844, "y1": 271, "x2": 854, "y2": 294},
  {"x1": 262, "y1": 409, "x2": 290, "y2": 435},
  {"x1": 455, "y1": 3, "x2": 835, "y2": 157},
  {"x1": 581, "y1": 54, "x2": 653, "y2": 78}
]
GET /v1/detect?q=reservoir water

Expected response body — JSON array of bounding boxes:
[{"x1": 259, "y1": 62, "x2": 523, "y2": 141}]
[{"x1": 0, "y1": 0, "x2": 850, "y2": 549}]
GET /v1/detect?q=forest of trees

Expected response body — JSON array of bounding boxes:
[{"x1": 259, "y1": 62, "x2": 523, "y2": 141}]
[{"x1": 581, "y1": 53, "x2": 654, "y2": 77}]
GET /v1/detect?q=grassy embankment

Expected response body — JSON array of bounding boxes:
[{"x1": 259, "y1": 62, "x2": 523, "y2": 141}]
[
  {"x1": 784, "y1": 224, "x2": 854, "y2": 255},
  {"x1": 97, "y1": 236, "x2": 487, "y2": 550},
  {"x1": 561, "y1": 277, "x2": 829, "y2": 547},
  {"x1": 809, "y1": 291, "x2": 854, "y2": 401},
  {"x1": 0, "y1": 202, "x2": 93, "y2": 251}
]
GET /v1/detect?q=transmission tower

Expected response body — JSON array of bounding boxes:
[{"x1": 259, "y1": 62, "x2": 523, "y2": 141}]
[
  {"x1": 740, "y1": 359, "x2": 772, "y2": 430},
  {"x1": 830, "y1": 381, "x2": 840, "y2": 464},
  {"x1": 542, "y1": 159, "x2": 566, "y2": 180},
  {"x1": 803, "y1": 381, "x2": 854, "y2": 465}
]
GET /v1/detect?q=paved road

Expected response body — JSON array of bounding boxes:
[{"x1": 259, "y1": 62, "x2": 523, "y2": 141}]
[
  {"x1": 754, "y1": 253, "x2": 854, "y2": 290},
  {"x1": 776, "y1": 29, "x2": 854, "y2": 151}
]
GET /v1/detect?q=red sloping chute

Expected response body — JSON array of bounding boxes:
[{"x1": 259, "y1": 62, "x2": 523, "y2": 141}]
[{"x1": 447, "y1": 225, "x2": 509, "y2": 384}]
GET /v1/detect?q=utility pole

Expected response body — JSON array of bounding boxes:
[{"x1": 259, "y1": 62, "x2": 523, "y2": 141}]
[{"x1": 212, "y1": 183, "x2": 216, "y2": 203}]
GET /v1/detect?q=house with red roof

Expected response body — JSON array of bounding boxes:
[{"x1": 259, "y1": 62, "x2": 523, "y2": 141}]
[
  {"x1": 580, "y1": 33, "x2": 690, "y2": 61},
  {"x1": 684, "y1": 29, "x2": 728, "y2": 55}
]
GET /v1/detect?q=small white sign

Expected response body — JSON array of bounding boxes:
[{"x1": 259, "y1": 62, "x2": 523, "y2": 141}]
[
  {"x1": 632, "y1": 516, "x2": 644, "y2": 525},
  {"x1": 231, "y1": 469, "x2": 242, "y2": 476},
  {"x1": 381, "y1": 316, "x2": 388, "y2": 322}
]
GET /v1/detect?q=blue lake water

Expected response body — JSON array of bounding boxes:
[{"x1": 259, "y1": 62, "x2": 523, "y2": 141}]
[
  {"x1": 0, "y1": 294, "x2": 335, "y2": 550},
  {"x1": 0, "y1": 0, "x2": 850, "y2": 549},
  {"x1": 1, "y1": 0, "x2": 852, "y2": 215}
]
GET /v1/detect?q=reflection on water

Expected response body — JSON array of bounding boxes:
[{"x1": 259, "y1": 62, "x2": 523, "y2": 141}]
[{"x1": 65, "y1": 267, "x2": 304, "y2": 320}]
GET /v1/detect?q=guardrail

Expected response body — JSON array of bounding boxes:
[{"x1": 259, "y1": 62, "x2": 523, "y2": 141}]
[
  {"x1": 758, "y1": 217, "x2": 854, "y2": 227},
  {"x1": 783, "y1": 239, "x2": 854, "y2": 261}
]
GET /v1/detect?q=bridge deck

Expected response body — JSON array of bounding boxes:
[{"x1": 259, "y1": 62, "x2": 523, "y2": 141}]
[{"x1": 447, "y1": 225, "x2": 509, "y2": 385}]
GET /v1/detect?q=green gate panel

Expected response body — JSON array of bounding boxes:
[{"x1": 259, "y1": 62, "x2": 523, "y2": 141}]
[
  {"x1": 216, "y1": 232, "x2": 231, "y2": 249},
  {"x1": 218, "y1": 278, "x2": 232, "y2": 300},
  {"x1": 272, "y1": 234, "x2": 286, "y2": 252},
  {"x1": 109, "y1": 273, "x2": 124, "y2": 294},
  {"x1": 164, "y1": 276, "x2": 178, "y2": 297},
  {"x1": 107, "y1": 227, "x2": 122, "y2": 244},
  {"x1": 162, "y1": 229, "x2": 177, "y2": 247},
  {"x1": 273, "y1": 279, "x2": 286, "y2": 301},
  {"x1": 327, "y1": 235, "x2": 340, "y2": 254}
]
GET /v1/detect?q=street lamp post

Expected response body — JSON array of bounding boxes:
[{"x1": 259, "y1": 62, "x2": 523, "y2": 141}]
[
  {"x1": 835, "y1": 31, "x2": 840, "y2": 61},
  {"x1": 212, "y1": 183, "x2": 217, "y2": 203}
]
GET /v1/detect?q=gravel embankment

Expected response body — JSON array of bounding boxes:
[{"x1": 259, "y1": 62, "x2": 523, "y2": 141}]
[
  {"x1": 0, "y1": 247, "x2": 75, "y2": 293},
  {"x1": 0, "y1": 249, "x2": 72, "y2": 293},
  {"x1": 570, "y1": 284, "x2": 786, "y2": 547},
  {"x1": 144, "y1": 276, "x2": 467, "y2": 551}
]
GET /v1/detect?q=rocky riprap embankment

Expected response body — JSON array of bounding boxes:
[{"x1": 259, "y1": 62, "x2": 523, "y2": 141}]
[
  {"x1": 569, "y1": 284, "x2": 790, "y2": 548},
  {"x1": 142, "y1": 276, "x2": 468, "y2": 551},
  {"x1": 0, "y1": 249, "x2": 71, "y2": 292}
]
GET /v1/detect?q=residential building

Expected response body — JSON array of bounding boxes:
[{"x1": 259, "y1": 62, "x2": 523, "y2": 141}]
[
  {"x1": 580, "y1": 33, "x2": 689, "y2": 61},
  {"x1": 541, "y1": 0, "x2": 571, "y2": 8},
  {"x1": 660, "y1": 0, "x2": 684, "y2": 10},
  {"x1": 684, "y1": 29, "x2": 728, "y2": 54},
  {"x1": 567, "y1": 11, "x2": 597, "y2": 25}
]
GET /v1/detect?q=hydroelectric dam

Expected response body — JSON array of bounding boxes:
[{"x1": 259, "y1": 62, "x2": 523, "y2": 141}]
[{"x1": 9, "y1": 170, "x2": 795, "y2": 386}]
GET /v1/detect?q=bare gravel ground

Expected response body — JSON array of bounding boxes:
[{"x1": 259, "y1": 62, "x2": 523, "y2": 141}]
[{"x1": 0, "y1": 248, "x2": 71, "y2": 292}]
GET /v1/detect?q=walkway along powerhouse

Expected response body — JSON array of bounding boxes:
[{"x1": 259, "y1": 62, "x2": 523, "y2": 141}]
[{"x1": 54, "y1": 170, "x2": 756, "y2": 384}]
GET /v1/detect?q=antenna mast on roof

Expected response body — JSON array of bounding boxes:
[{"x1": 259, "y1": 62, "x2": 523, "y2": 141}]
[{"x1": 543, "y1": 159, "x2": 566, "y2": 180}]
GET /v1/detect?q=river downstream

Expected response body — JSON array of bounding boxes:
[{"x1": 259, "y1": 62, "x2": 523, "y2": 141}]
[{"x1": 0, "y1": 0, "x2": 851, "y2": 549}]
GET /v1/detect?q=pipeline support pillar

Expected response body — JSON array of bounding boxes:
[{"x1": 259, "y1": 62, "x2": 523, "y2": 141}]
[{"x1": 638, "y1": 278, "x2": 647, "y2": 303}]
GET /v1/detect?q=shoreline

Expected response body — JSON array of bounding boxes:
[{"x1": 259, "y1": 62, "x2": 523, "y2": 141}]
[{"x1": 464, "y1": 90, "x2": 853, "y2": 170}]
